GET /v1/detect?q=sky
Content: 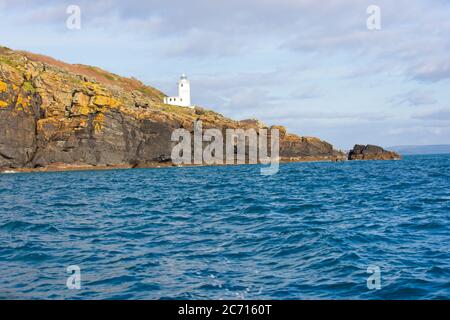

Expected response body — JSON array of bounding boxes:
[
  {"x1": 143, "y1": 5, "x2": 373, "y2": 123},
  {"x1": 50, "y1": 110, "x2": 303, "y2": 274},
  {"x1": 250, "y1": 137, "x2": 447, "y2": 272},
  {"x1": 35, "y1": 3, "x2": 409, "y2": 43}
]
[{"x1": 0, "y1": 0, "x2": 449, "y2": 150}]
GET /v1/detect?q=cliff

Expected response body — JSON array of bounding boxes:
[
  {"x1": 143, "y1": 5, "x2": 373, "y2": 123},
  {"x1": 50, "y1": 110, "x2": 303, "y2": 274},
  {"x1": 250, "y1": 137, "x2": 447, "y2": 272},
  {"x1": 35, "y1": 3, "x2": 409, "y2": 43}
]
[{"x1": 0, "y1": 45, "x2": 348, "y2": 171}]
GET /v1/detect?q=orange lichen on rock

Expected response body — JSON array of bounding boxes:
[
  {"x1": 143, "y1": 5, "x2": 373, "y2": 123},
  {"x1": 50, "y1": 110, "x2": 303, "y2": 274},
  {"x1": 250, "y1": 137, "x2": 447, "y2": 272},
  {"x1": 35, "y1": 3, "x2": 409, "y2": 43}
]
[
  {"x1": 82, "y1": 81, "x2": 106, "y2": 95},
  {"x1": 72, "y1": 91, "x2": 92, "y2": 115},
  {"x1": 93, "y1": 113, "x2": 105, "y2": 133},
  {"x1": 0, "y1": 81, "x2": 7, "y2": 92},
  {"x1": 78, "y1": 104, "x2": 91, "y2": 116},
  {"x1": 15, "y1": 94, "x2": 31, "y2": 110},
  {"x1": 0, "y1": 100, "x2": 8, "y2": 108},
  {"x1": 92, "y1": 95, "x2": 119, "y2": 107}
]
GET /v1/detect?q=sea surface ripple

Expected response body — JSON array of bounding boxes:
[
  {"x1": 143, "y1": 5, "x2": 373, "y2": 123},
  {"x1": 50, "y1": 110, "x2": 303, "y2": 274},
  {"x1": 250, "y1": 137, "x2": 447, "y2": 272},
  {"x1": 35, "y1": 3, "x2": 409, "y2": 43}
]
[{"x1": 0, "y1": 155, "x2": 449, "y2": 299}]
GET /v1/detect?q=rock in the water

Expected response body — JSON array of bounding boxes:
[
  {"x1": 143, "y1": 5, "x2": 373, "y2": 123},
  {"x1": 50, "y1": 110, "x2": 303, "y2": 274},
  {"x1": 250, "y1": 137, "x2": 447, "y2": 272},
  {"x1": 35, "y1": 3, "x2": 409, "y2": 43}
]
[{"x1": 348, "y1": 144, "x2": 401, "y2": 160}]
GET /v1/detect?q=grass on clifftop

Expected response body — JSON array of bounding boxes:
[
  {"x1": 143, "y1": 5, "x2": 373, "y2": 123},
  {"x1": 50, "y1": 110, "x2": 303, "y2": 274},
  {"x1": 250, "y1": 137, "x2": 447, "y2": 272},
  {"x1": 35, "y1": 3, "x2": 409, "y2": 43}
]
[{"x1": 18, "y1": 50, "x2": 166, "y2": 101}]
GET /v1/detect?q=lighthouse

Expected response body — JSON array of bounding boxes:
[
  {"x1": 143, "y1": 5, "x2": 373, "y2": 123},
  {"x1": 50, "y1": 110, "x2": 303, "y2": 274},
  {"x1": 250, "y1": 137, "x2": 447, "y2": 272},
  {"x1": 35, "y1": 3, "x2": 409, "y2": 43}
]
[{"x1": 163, "y1": 74, "x2": 192, "y2": 108}]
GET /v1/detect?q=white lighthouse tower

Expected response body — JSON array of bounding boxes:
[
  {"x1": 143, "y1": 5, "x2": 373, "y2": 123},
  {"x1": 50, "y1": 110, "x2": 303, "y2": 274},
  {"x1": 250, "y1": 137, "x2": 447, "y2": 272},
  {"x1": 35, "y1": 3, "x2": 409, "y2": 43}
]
[{"x1": 163, "y1": 74, "x2": 192, "y2": 108}]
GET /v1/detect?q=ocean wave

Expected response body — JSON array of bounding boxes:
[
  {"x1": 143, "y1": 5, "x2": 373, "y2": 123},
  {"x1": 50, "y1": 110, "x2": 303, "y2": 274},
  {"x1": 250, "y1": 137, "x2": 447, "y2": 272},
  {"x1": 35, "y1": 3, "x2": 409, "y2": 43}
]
[{"x1": 0, "y1": 154, "x2": 448, "y2": 299}]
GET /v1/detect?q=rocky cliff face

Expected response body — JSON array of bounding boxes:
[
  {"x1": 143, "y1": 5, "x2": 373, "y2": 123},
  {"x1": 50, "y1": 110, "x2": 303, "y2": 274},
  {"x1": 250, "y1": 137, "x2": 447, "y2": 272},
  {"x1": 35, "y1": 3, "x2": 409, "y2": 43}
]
[
  {"x1": 348, "y1": 145, "x2": 401, "y2": 161},
  {"x1": 0, "y1": 46, "x2": 351, "y2": 171}
]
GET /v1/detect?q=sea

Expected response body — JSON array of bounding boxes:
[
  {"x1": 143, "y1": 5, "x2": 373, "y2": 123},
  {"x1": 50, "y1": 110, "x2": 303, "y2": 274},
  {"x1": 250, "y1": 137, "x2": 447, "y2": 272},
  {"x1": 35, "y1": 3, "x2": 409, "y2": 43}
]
[{"x1": 0, "y1": 154, "x2": 449, "y2": 299}]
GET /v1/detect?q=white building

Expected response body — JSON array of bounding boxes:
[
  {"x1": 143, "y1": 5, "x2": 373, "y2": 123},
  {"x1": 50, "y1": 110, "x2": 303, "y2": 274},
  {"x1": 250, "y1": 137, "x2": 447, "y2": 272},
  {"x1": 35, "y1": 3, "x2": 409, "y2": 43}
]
[{"x1": 163, "y1": 74, "x2": 192, "y2": 108}]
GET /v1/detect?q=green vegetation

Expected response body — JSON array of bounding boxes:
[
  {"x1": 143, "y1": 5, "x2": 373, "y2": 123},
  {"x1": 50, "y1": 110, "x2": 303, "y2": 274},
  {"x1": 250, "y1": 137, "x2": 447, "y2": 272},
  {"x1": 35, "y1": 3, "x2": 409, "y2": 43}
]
[
  {"x1": 138, "y1": 86, "x2": 163, "y2": 99},
  {"x1": 85, "y1": 65, "x2": 117, "y2": 81},
  {"x1": 103, "y1": 73, "x2": 115, "y2": 81},
  {"x1": 158, "y1": 103, "x2": 195, "y2": 116},
  {"x1": 0, "y1": 55, "x2": 18, "y2": 68},
  {"x1": 22, "y1": 81, "x2": 36, "y2": 94}
]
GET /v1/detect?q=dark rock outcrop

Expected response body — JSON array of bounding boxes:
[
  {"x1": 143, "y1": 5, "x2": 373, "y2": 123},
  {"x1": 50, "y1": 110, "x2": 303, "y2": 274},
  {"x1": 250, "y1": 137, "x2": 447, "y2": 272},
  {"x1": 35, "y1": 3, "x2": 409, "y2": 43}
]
[
  {"x1": 348, "y1": 144, "x2": 401, "y2": 161},
  {"x1": 1, "y1": 46, "x2": 388, "y2": 172}
]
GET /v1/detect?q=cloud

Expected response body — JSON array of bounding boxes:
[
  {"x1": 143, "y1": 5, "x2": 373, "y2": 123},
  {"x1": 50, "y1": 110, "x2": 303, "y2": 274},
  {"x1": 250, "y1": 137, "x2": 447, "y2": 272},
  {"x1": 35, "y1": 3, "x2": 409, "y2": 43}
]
[
  {"x1": 290, "y1": 85, "x2": 323, "y2": 100},
  {"x1": 160, "y1": 29, "x2": 246, "y2": 58},
  {"x1": 410, "y1": 62, "x2": 450, "y2": 82},
  {"x1": 263, "y1": 110, "x2": 388, "y2": 122},
  {"x1": 389, "y1": 90, "x2": 437, "y2": 107},
  {"x1": 387, "y1": 125, "x2": 449, "y2": 136},
  {"x1": 412, "y1": 109, "x2": 450, "y2": 120}
]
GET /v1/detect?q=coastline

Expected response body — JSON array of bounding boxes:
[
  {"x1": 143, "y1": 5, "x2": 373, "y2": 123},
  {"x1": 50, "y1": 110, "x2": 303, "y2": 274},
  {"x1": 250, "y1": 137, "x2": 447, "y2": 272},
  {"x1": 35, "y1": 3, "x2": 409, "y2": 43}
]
[{"x1": 0, "y1": 156, "x2": 348, "y2": 174}]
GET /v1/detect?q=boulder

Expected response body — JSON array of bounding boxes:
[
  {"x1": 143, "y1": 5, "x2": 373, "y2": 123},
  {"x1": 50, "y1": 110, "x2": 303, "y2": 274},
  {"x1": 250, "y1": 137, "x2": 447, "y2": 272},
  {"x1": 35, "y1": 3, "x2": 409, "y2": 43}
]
[{"x1": 348, "y1": 144, "x2": 401, "y2": 160}]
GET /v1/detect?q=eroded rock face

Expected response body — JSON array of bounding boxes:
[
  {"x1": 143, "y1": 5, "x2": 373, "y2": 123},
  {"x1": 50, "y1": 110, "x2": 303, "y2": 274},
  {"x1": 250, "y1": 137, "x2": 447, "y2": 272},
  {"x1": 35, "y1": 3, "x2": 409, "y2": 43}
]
[
  {"x1": 0, "y1": 45, "x2": 347, "y2": 170},
  {"x1": 348, "y1": 144, "x2": 401, "y2": 160}
]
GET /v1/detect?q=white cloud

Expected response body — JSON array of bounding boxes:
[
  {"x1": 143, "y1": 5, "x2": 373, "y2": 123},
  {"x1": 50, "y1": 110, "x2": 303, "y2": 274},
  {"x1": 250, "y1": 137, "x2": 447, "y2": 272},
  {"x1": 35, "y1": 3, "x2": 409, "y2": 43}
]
[{"x1": 390, "y1": 90, "x2": 437, "y2": 107}]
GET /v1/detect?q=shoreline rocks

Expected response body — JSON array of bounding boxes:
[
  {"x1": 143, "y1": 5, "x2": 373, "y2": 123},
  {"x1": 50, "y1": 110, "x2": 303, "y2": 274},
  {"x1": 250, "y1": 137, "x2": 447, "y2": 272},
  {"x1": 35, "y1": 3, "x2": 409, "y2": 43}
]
[{"x1": 348, "y1": 144, "x2": 401, "y2": 161}]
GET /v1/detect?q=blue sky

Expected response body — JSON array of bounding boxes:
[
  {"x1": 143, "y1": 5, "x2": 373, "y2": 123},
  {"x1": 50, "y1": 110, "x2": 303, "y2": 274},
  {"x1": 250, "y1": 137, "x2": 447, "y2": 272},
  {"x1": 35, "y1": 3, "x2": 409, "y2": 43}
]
[{"x1": 1, "y1": 0, "x2": 449, "y2": 149}]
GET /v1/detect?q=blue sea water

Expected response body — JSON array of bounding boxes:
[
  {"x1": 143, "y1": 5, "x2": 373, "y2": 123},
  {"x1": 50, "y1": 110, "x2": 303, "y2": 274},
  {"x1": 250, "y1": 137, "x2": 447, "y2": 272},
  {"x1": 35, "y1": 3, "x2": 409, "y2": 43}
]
[{"x1": 0, "y1": 155, "x2": 449, "y2": 300}]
